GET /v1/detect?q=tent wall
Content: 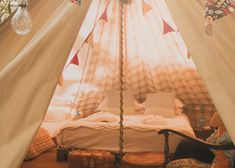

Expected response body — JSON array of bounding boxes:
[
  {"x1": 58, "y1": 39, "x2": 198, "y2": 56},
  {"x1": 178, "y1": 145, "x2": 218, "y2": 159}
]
[
  {"x1": 165, "y1": 0, "x2": 235, "y2": 143},
  {"x1": 68, "y1": 0, "x2": 214, "y2": 127},
  {"x1": 0, "y1": 0, "x2": 91, "y2": 168}
]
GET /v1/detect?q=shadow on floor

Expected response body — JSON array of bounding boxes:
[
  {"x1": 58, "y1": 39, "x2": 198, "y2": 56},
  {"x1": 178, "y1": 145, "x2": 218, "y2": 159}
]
[{"x1": 21, "y1": 148, "x2": 68, "y2": 168}]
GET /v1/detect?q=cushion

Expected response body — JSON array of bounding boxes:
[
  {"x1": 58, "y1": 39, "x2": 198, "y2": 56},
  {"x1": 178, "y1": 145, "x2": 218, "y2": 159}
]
[
  {"x1": 98, "y1": 90, "x2": 136, "y2": 115},
  {"x1": 25, "y1": 128, "x2": 55, "y2": 160},
  {"x1": 145, "y1": 92, "x2": 176, "y2": 117},
  {"x1": 146, "y1": 92, "x2": 176, "y2": 108},
  {"x1": 166, "y1": 158, "x2": 211, "y2": 168},
  {"x1": 211, "y1": 151, "x2": 232, "y2": 168}
]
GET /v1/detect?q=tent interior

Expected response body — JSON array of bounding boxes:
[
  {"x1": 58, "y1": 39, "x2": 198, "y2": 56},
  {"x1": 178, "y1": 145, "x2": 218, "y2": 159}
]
[{"x1": 0, "y1": 0, "x2": 235, "y2": 168}]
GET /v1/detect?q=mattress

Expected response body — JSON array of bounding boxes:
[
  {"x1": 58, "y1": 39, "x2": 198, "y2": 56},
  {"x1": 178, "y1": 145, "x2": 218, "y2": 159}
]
[{"x1": 56, "y1": 112, "x2": 195, "y2": 153}]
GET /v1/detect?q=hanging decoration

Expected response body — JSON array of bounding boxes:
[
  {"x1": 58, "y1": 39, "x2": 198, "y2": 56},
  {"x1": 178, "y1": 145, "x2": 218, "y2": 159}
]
[
  {"x1": 162, "y1": 19, "x2": 175, "y2": 35},
  {"x1": 70, "y1": 53, "x2": 79, "y2": 65},
  {"x1": 99, "y1": 5, "x2": 108, "y2": 22},
  {"x1": 85, "y1": 31, "x2": 94, "y2": 46},
  {"x1": 205, "y1": 0, "x2": 235, "y2": 35},
  {"x1": 10, "y1": 0, "x2": 32, "y2": 35},
  {"x1": 142, "y1": 0, "x2": 151, "y2": 15}
]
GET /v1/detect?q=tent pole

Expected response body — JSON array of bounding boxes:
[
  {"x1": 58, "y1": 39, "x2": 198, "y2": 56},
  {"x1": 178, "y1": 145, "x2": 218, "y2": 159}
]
[{"x1": 117, "y1": 0, "x2": 125, "y2": 167}]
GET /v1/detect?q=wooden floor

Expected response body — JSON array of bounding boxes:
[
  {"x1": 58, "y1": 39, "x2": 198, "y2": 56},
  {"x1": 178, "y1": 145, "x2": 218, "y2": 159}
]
[{"x1": 21, "y1": 148, "x2": 68, "y2": 168}]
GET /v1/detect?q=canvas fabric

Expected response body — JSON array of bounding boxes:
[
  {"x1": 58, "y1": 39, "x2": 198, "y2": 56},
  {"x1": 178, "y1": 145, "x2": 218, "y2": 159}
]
[
  {"x1": 69, "y1": 0, "x2": 215, "y2": 127},
  {"x1": 165, "y1": 0, "x2": 235, "y2": 143},
  {"x1": 0, "y1": 0, "x2": 91, "y2": 168}
]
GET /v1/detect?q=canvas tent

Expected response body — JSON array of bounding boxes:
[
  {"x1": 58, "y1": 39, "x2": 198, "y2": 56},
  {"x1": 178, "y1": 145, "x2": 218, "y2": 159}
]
[{"x1": 0, "y1": 0, "x2": 235, "y2": 168}]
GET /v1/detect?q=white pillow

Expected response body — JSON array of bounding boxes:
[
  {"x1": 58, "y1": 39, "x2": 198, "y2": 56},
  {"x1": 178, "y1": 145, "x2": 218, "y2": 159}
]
[
  {"x1": 98, "y1": 90, "x2": 136, "y2": 115},
  {"x1": 145, "y1": 92, "x2": 176, "y2": 117},
  {"x1": 146, "y1": 92, "x2": 176, "y2": 108}
]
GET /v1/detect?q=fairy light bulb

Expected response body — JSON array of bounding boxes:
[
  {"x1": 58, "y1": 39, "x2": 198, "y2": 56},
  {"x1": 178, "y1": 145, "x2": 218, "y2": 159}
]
[{"x1": 11, "y1": 0, "x2": 32, "y2": 35}]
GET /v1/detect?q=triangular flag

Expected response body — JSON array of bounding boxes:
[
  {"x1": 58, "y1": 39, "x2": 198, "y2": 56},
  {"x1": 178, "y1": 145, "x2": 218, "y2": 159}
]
[
  {"x1": 99, "y1": 6, "x2": 108, "y2": 22},
  {"x1": 162, "y1": 19, "x2": 175, "y2": 35},
  {"x1": 85, "y1": 31, "x2": 93, "y2": 45},
  {"x1": 142, "y1": 0, "x2": 151, "y2": 15},
  {"x1": 70, "y1": 54, "x2": 79, "y2": 65},
  {"x1": 187, "y1": 51, "x2": 191, "y2": 59}
]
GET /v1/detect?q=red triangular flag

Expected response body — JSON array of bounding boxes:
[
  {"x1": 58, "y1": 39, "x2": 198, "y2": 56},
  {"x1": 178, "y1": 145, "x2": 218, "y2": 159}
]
[
  {"x1": 70, "y1": 54, "x2": 79, "y2": 65},
  {"x1": 85, "y1": 31, "x2": 93, "y2": 45},
  {"x1": 162, "y1": 19, "x2": 175, "y2": 35},
  {"x1": 142, "y1": 0, "x2": 151, "y2": 15},
  {"x1": 99, "y1": 6, "x2": 108, "y2": 22}
]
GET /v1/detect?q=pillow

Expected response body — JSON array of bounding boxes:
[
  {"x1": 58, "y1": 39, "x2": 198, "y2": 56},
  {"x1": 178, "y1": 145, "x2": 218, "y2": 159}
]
[
  {"x1": 174, "y1": 98, "x2": 185, "y2": 115},
  {"x1": 98, "y1": 90, "x2": 136, "y2": 115},
  {"x1": 25, "y1": 128, "x2": 55, "y2": 160},
  {"x1": 145, "y1": 92, "x2": 176, "y2": 117},
  {"x1": 146, "y1": 92, "x2": 176, "y2": 108}
]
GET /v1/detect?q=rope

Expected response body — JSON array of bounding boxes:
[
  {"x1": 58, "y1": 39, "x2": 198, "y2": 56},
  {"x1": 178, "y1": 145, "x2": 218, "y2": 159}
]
[{"x1": 118, "y1": 0, "x2": 125, "y2": 161}]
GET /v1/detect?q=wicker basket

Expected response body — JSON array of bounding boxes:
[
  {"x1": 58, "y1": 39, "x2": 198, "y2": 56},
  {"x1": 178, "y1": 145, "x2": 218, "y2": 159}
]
[
  {"x1": 121, "y1": 152, "x2": 164, "y2": 168},
  {"x1": 68, "y1": 150, "x2": 115, "y2": 168}
]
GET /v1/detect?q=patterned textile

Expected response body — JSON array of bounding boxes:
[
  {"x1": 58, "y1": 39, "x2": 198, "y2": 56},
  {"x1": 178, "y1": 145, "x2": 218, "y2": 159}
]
[
  {"x1": 73, "y1": 0, "x2": 215, "y2": 128},
  {"x1": 167, "y1": 158, "x2": 211, "y2": 168},
  {"x1": 205, "y1": 0, "x2": 235, "y2": 23},
  {"x1": 0, "y1": 0, "x2": 11, "y2": 24},
  {"x1": 25, "y1": 128, "x2": 55, "y2": 160},
  {"x1": 204, "y1": 0, "x2": 235, "y2": 34}
]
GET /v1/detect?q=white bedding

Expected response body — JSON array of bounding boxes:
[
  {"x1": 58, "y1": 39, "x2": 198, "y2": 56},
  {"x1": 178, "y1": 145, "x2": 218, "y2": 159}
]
[{"x1": 56, "y1": 112, "x2": 194, "y2": 153}]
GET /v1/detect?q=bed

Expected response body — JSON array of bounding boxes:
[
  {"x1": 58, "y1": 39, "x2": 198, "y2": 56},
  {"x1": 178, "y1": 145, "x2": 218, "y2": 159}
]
[{"x1": 56, "y1": 112, "x2": 194, "y2": 153}]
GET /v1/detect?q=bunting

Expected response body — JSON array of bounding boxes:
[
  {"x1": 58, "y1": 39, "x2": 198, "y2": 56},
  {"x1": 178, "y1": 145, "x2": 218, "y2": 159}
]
[
  {"x1": 99, "y1": 5, "x2": 108, "y2": 22},
  {"x1": 205, "y1": 0, "x2": 235, "y2": 35},
  {"x1": 70, "y1": 53, "x2": 79, "y2": 65},
  {"x1": 142, "y1": 0, "x2": 151, "y2": 15},
  {"x1": 85, "y1": 31, "x2": 93, "y2": 45},
  {"x1": 162, "y1": 19, "x2": 175, "y2": 35}
]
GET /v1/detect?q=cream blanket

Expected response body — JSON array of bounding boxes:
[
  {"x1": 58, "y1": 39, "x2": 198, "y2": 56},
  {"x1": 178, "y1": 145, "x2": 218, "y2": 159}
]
[{"x1": 57, "y1": 112, "x2": 194, "y2": 136}]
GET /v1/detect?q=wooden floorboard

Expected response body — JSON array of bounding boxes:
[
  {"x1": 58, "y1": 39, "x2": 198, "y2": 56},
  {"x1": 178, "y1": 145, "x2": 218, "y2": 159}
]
[{"x1": 21, "y1": 148, "x2": 68, "y2": 168}]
